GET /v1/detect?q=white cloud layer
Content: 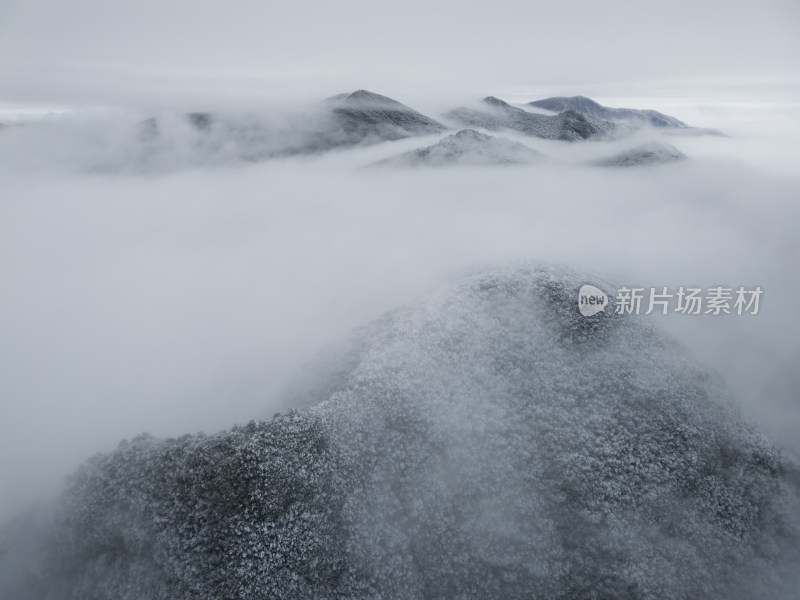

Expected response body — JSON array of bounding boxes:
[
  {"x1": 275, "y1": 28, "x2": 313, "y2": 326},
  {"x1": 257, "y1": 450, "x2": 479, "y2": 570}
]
[{"x1": 0, "y1": 98, "x2": 799, "y2": 521}]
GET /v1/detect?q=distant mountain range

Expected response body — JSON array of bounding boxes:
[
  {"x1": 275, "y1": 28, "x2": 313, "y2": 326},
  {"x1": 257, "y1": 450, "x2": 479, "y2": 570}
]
[
  {"x1": 0, "y1": 90, "x2": 719, "y2": 171},
  {"x1": 143, "y1": 90, "x2": 709, "y2": 156}
]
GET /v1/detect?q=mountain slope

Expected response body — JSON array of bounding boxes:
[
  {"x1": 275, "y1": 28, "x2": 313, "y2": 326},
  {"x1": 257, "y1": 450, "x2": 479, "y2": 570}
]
[
  {"x1": 327, "y1": 89, "x2": 446, "y2": 142},
  {"x1": 135, "y1": 90, "x2": 447, "y2": 166},
  {"x1": 593, "y1": 141, "x2": 687, "y2": 167},
  {"x1": 1, "y1": 264, "x2": 798, "y2": 599},
  {"x1": 529, "y1": 95, "x2": 688, "y2": 128},
  {"x1": 373, "y1": 129, "x2": 546, "y2": 166},
  {"x1": 445, "y1": 97, "x2": 615, "y2": 141}
]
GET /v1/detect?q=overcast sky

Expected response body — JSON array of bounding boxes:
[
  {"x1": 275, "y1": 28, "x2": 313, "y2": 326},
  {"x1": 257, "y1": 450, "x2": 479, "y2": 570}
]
[{"x1": 1, "y1": 0, "x2": 799, "y2": 109}]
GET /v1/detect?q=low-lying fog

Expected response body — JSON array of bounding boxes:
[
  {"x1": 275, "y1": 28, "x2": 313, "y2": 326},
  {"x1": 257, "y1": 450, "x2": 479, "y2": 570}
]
[{"x1": 1, "y1": 96, "x2": 798, "y2": 521}]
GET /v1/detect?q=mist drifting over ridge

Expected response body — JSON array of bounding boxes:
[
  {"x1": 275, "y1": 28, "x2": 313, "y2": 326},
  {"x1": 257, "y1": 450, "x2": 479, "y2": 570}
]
[
  {"x1": 1, "y1": 0, "x2": 799, "y2": 595},
  {"x1": 1, "y1": 79, "x2": 799, "y2": 599}
]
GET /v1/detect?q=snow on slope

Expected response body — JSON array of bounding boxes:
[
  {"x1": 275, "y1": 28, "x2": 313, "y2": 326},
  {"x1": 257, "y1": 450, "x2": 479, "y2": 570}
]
[
  {"x1": 372, "y1": 129, "x2": 546, "y2": 166},
  {"x1": 1, "y1": 264, "x2": 798, "y2": 600}
]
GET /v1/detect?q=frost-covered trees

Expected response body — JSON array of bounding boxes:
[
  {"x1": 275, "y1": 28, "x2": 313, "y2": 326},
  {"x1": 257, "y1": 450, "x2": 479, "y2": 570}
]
[{"x1": 1, "y1": 264, "x2": 798, "y2": 599}]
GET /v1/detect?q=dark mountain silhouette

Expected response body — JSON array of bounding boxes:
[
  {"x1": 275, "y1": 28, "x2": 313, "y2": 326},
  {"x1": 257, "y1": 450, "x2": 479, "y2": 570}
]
[
  {"x1": 373, "y1": 129, "x2": 546, "y2": 166},
  {"x1": 445, "y1": 97, "x2": 615, "y2": 141},
  {"x1": 2, "y1": 264, "x2": 798, "y2": 600}
]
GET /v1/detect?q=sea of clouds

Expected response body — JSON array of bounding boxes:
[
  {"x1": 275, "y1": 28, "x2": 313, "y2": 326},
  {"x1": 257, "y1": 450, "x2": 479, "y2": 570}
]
[{"x1": 0, "y1": 96, "x2": 798, "y2": 521}]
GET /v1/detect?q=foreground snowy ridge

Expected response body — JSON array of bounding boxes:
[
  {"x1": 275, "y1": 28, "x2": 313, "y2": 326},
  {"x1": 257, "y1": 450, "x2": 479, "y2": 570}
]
[{"x1": 1, "y1": 264, "x2": 798, "y2": 600}]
